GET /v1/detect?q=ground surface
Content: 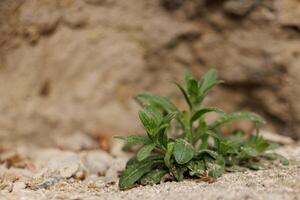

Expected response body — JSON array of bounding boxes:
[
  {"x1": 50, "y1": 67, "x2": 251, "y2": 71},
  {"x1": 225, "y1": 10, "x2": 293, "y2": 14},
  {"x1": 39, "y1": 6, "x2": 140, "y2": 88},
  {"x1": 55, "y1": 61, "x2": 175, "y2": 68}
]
[
  {"x1": 1, "y1": 141, "x2": 299, "y2": 200},
  {"x1": 1, "y1": 0, "x2": 300, "y2": 145}
]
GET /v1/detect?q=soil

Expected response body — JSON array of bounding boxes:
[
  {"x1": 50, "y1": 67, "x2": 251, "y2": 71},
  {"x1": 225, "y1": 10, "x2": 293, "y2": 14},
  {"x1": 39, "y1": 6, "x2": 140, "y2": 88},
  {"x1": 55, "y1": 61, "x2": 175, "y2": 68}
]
[{"x1": 0, "y1": 142, "x2": 299, "y2": 200}]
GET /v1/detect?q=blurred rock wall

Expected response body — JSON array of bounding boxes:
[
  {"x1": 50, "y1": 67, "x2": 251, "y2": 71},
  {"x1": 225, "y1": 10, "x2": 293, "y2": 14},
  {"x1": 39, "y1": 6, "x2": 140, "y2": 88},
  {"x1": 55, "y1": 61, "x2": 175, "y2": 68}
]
[{"x1": 0, "y1": 0, "x2": 299, "y2": 146}]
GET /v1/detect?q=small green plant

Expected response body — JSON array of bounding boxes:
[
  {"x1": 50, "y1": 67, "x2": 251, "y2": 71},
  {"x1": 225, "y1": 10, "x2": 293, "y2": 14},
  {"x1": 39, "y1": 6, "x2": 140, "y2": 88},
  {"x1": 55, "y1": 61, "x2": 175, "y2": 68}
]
[{"x1": 116, "y1": 68, "x2": 288, "y2": 190}]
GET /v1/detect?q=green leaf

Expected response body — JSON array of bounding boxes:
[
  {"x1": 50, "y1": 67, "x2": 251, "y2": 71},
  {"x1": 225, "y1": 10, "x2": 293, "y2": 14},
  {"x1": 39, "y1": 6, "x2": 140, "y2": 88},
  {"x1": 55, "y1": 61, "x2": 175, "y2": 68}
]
[
  {"x1": 171, "y1": 80, "x2": 192, "y2": 110},
  {"x1": 275, "y1": 153, "x2": 289, "y2": 165},
  {"x1": 239, "y1": 147, "x2": 258, "y2": 159},
  {"x1": 198, "y1": 69, "x2": 223, "y2": 102},
  {"x1": 208, "y1": 112, "x2": 266, "y2": 130},
  {"x1": 208, "y1": 155, "x2": 225, "y2": 178},
  {"x1": 208, "y1": 165, "x2": 223, "y2": 178},
  {"x1": 156, "y1": 127, "x2": 168, "y2": 149},
  {"x1": 245, "y1": 162, "x2": 265, "y2": 170},
  {"x1": 144, "y1": 104, "x2": 163, "y2": 125},
  {"x1": 173, "y1": 139, "x2": 195, "y2": 164},
  {"x1": 187, "y1": 160, "x2": 205, "y2": 177},
  {"x1": 139, "y1": 110, "x2": 157, "y2": 136},
  {"x1": 114, "y1": 135, "x2": 152, "y2": 146},
  {"x1": 119, "y1": 157, "x2": 163, "y2": 190},
  {"x1": 137, "y1": 143, "x2": 157, "y2": 161},
  {"x1": 263, "y1": 153, "x2": 289, "y2": 165},
  {"x1": 219, "y1": 140, "x2": 239, "y2": 155},
  {"x1": 184, "y1": 69, "x2": 192, "y2": 84},
  {"x1": 255, "y1": 140, "x2": 270, "y2": 153},
  {"x1": 170, "y1": 166, "x2": 187, "y2": 181},
  {"x1": 199, "y1": 69, "x2": 220, "y2": 93},
  {"x1": 191, "y1": 108, "x2": 226, "y2": 122},
  {"x1": 161, "y1": 112, "x2": 178, "y2": 125},
  {"x1": 197, "y1": 149, "x2": 218, "y2": 160},
  {"x1": 140, "y1": 169, "x2": 168, "y2": 186},
  {"x1": 136, "y1": 94, "x2": 177, "y2": 112},
  {"x1": 164, "y1": 142, "x2": 174, "y2": 168},
  {"x1": 187, "y1": 79, "x2": 199, "y2": 98}
]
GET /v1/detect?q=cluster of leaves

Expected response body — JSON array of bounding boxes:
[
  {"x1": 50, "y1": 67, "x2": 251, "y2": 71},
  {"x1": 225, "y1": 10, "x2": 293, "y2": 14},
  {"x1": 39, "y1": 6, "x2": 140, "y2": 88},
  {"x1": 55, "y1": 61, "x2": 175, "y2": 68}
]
[{"x1": 116, "y1": 69, "x2": 288, "y2": 190}]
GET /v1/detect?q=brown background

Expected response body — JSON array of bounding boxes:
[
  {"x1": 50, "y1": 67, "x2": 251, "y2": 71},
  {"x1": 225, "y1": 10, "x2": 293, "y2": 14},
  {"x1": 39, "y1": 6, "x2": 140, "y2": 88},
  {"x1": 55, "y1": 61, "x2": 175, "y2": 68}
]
[{"x1": 0, "y1": 0, "x2": 300, "y2": 147}]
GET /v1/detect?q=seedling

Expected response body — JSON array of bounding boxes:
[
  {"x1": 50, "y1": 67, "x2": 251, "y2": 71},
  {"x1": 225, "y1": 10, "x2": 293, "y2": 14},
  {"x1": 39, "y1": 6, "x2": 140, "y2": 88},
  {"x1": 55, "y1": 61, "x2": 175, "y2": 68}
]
[{"x1": 116, "y1": 68, "x2": 288, "y2": 190}]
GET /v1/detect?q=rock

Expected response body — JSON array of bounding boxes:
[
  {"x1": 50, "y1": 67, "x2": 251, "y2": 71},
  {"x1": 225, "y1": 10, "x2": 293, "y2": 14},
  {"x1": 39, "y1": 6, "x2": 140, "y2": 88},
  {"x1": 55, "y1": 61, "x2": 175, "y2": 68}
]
[
  {"x1": 55, "y1": 131, "x2": 97, "y2": 151},
  {"x1": 45, "y1": 151, "x2": 82, "y2": 178},
  {"x1": 12, "y1": 181, "x2": 26, "y2": 192},
  {"x1": 2, "y1": 168, "x2": 33, "y2": 182},
  {"x1": 74, "y1": 171, "x2": 86, "y2": 180},
  {"x1": 0, "y1": 151, "x2": 21, "y2": 168},
  {"x1": 223, "y1": 0, "x2": 259, "y2": 16},
  {"x1": 85, "y1": 175, "x2": 115, "y2": 189},
  {"x1": 81, "y1": 150, "x2": 114, "y2": 176},
  {"x1": 28, "y1": 176, "x2": 64, "y2": 190},
  {"x1": 83, "y1": 0, "x2": 115, "y2": 5},
  {"x1": 276, "y1": 0, "x2": 300, "y2": 27}
]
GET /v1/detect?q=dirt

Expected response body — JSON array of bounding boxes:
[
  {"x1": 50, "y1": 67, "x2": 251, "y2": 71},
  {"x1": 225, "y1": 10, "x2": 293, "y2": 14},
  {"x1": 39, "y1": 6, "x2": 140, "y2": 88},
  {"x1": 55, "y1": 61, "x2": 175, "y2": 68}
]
[{"x1": 0, "y1": 142, "x2": 299, "y2": 200}]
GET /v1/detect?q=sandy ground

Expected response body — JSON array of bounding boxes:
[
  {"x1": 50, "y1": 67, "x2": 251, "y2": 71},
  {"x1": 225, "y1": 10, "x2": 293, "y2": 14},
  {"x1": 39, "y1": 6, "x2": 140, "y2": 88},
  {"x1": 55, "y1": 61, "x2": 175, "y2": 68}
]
[{"x1": 0, "y1": 141, "x2": 299, "y2": 200}]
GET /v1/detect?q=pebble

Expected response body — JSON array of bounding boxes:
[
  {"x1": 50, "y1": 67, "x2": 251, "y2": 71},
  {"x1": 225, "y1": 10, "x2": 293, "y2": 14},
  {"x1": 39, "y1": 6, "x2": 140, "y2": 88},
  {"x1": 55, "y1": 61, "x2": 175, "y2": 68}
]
[
  {"x1": 12, "y1": 181, "x2": 26, "y2": 191},
  {"x1": 81, "y1": 150, "x2": 114, "y2": 176},
  {"x1": 46, "y1": 151, "x2": 82, "y2": 178}
]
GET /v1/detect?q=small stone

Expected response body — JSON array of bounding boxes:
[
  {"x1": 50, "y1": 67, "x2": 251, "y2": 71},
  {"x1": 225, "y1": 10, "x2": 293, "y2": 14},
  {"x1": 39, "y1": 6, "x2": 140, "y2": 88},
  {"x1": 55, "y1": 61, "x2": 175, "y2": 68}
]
[
  {"x1": 46, "y1": 151, "x2": 81, "y2": 178},
  {"x1": 223, "y1": 0, "x2": 259, "y2": 16},
  {"x1": 83, "y1": 0, "x2": 115, "y2": 5},
  {"x1": 81, "y1": 150, "x2": 114, "y2": 176},
  {"x1": 12, "y1": 182, "x2": 26, "y2": 191},
  {"x1": 277, "y1": 0, "x2": 300, "y2": 27},
  {"x1": 74, "y1": 171, "x2": 86, "y2": 181}
]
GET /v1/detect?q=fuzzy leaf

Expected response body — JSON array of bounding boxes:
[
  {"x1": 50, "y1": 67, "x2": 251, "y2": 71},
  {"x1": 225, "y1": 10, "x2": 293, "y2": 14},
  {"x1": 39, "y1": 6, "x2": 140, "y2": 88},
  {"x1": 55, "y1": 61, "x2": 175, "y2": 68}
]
[
  {"x1": 245, "y1": 162, "x2": 265, "y2": 170},
  {"x1": 262, "y1": 152, "x2": 289, "y2": 165},
  {"x1": 164, "y1": 142, "x2": 174, "y2": 167},
  {"x1": 170, "y1": 166, "x2": 187, "y2": 181},
  {"x1": 114, "y1": 135, "x2": 152, "y2": 146},
  {"x1": 137, "y1": 143, "x2": 157, "y2": 161},
  {"x1": 156, "y1": 127, "x2": 168, "y2": 148},
  {"x1": 199, "y1": 69, "x2": 220, "y2": 92},
  {"x1": 172, "y1": 80, "x2": 192, "y2": 110},
  {"x1": 274, "y1": 153, "x2": 289, "y2": 165},
  {"x1": 187, "y1": 160, "x2": 205, "y2": 177},
  {"x1": 191, "y1": 108, "x2": 226, "y2": 122},
  {"x1": 140, "y1": 169, "x2": 167, "y2": 185},
  {"x1": 208, "y1": 164, "x2": 223, "y2": 178},
  {"x1": 161, "y1": 112, "x2": 178, "y2": 125},
  {"x1": 144, "y1": 104, "x2": 163, "y2": 125},
  {"x1": 197, "y1": 149, "x2": 218, "y2": 159},
  {"x1": 208, "y1": 155, "x2": 225, "y2": 178},
  {"x1": 139, "y1": 110, "x2": 157, "y2": 136},
  {"x1": 239, "y1": 147, "x2": 258, "y2": 159},
  {"x1": 208, "y1": 112, "x2": 266, "y2": 131},
  {"x1": 173, "y1": 139, "x2": 195, "y2": 164},
  {"x1": 136, "y1": 94, "x2": 177, "y2": 112},
  {"x1": 255, "y1": 140, "x2": 270, "y2": 153},
  {"x1": 119, "y1": 157, "x2": 163, "y2": 190}
]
